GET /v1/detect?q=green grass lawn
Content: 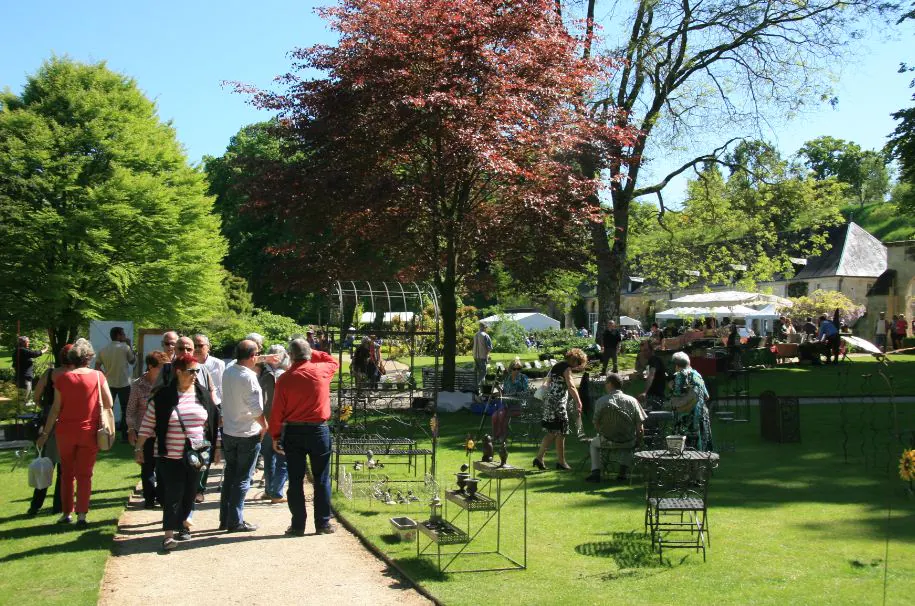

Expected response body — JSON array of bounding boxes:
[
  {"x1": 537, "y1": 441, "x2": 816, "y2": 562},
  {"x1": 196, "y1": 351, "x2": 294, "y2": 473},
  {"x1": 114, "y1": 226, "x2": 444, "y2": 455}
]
[
  {"x1": 334, "y1": 401, "x2": 915, "y2": 605},
  {"x1": 0, "y1": 443, "x2": 140, "y2": 606},
  {"x1": 624, "y1": 354, "x2": 915, "y2": 398}
]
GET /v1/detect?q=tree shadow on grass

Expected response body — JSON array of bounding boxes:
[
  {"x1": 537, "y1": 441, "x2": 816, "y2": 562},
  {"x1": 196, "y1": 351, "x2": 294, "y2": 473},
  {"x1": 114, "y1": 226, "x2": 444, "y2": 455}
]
[
  {"x1": 575, "y1": 531, "x2": 681, "y2": 580},
  {"x1": 0, "y1": 528, "x2": 114, "y2": 563},
  {"x1": 393, "y1": 555, "x2": 448, "y2": 582}
]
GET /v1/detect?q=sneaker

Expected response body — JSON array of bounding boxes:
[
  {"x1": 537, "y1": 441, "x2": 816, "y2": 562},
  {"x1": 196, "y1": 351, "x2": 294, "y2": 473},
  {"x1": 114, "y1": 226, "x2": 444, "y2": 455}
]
[
  {"x1": 162, "y1": 537, "x2": 178, "y2": 551},
  {"x1": 56, "y1": 515, "x2": 72, "y2": 524},
  {"x1": 315, "y1": 524, "x2": 336, "y2": 535},
  {"x1": 175, "y1": 528, "x2": 192, "y2": 541},
  {"x1": 75, "y1": 518, "x2": 89, "y2": 528},
  {"x1": 285, "y1": 526, "x2": 306, "y2": 537},
  {"x1": 26, "y1": 508, "x2": 38, "y2": 518},
  {"x1": 228, "y1": 521, "x2": 258, "y2": 533},
  {"x1": 584, "y1": 471, "x2": 601, "y2": 483}
]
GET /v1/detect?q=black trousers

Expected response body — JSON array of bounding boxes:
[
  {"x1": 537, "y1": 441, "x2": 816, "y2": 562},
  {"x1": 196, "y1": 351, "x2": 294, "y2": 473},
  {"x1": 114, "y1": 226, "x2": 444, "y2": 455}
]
[
  {"x1": 110, "y1": 386, "x2": 131, "y2": 436},
  {"x1": 156, "y1": 457, "x2": 199, "y2": 531},
  {"x1": 601, "y1": 349, "x2": 618, "y2": 374},
  {"x1": 140, "y1": 438, "x2": 158, "y2": 506},
  {"x1": 29, "y1": 464, "x2": 62, "y2": 514}
]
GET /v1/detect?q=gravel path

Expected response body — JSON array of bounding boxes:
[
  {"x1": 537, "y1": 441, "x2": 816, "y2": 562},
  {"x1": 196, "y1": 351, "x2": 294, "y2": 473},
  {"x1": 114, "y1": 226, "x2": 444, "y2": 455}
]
[{"x1": 99, "y1": 464, "x2": 432, "y2": 606}]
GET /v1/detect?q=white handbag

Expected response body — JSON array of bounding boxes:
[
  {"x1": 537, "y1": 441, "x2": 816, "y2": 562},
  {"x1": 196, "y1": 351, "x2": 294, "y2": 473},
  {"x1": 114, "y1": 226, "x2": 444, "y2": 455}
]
[{"x1": 28, "y1": 449, "x2": 54, "y2": 490}]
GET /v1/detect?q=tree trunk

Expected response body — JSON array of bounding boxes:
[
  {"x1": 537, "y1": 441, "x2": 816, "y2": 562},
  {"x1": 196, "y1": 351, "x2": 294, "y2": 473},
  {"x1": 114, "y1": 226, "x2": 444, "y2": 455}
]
[
  {"x1": 437, "y1": 277, "x2": 457, "y2": 393},
  {"x1": 47, "y1": 325, "x2": 79, "y2": 361},
  {"x1": 583, "y1": 152, "x2": 626, "y2": 325}
]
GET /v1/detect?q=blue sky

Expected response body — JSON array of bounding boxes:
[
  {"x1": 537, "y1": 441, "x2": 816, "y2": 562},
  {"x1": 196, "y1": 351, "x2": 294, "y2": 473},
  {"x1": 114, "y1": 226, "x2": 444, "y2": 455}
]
[{"x1": 1, "y1": 1, "x2": 912, "y2": 201}]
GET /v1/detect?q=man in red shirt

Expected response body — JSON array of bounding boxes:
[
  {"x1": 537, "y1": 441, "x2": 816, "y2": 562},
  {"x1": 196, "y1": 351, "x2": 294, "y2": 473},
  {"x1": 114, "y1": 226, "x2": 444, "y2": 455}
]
[{"x1": 271, "y1": 338, "x2": 339, "y2": 536}]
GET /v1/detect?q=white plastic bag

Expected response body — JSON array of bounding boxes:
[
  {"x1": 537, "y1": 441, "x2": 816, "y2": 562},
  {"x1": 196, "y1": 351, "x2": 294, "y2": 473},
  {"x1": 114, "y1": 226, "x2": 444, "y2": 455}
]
[{"x1": 28, "y1": 450, "x2": 54, "y2": 490}]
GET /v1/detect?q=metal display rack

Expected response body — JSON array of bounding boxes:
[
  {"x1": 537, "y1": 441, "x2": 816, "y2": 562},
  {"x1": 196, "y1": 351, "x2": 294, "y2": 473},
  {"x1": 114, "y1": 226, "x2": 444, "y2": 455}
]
[
  {"x1": 417, "y1": 461, "x2": 527, "y2": 573},
  {"x1": 330, "y1": 281, "x2": 441, "y2": 492}
]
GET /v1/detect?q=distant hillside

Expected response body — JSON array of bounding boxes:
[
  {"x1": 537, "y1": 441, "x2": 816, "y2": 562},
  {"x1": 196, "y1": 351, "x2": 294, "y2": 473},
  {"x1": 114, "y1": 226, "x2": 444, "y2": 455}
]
[{"x1": 841, "y1": 202, "x2": 915, "y2": 242}]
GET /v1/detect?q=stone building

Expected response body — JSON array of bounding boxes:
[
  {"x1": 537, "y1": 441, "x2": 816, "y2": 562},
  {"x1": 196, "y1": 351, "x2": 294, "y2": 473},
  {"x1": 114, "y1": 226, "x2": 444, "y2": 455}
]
[
  {"x1": 864, "y1": 240, "x2": 915, "y2": 339},
  {"x1": 582, "y1": 222, "x2": 888, "y2": 328}
]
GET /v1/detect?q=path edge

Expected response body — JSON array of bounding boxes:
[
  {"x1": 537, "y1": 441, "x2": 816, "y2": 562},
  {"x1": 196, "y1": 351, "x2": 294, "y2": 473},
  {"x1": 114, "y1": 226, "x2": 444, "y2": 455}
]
[{"x1": 333, "y1": 506, "x2": 443, "y2": 606}]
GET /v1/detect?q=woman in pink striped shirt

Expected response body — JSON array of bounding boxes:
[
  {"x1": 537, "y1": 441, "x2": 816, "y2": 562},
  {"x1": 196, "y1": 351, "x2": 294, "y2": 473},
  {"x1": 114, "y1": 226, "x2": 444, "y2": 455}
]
[{"x1": 135, "y1": 354, "x2": 220, "y2": 551}]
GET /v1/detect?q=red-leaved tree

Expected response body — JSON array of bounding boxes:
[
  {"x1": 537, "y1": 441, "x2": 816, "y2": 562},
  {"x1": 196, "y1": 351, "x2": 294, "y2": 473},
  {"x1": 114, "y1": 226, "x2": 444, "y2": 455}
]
[{"x1": 235, "y1": 0, "x2": 634, "y2": 387}]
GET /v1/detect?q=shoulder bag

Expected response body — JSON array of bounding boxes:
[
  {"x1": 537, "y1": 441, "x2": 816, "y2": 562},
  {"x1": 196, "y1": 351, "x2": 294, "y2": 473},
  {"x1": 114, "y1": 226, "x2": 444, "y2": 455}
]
[
  {"x1": 175, "y1": 403, "x2": 211, "y2": 470},
  {"x1": 96, "y1": 372, "x2": 116, "y2": 451}
]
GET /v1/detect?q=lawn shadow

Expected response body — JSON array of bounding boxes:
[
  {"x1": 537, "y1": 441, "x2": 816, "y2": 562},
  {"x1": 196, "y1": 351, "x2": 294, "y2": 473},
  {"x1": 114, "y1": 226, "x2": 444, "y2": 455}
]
[
  {"x1": 392, "y1": 555, "x2": 448, "y2": 582},
  {"x1": 0, "y1": 528, "x2": 114, "y2": 563},
  {"x1": 575, "y1": 531, "x2": 673, "y2": 580}
]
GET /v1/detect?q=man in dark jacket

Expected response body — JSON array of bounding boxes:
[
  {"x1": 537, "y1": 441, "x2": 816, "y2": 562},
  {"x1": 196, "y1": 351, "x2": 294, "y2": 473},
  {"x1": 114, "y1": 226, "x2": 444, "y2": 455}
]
[
  {"x1": 599, "y1": 320, "x2": 622, "y2": 375},
  {"x1": 13, "y1": 336, "x2": 48, "y2": 404}
]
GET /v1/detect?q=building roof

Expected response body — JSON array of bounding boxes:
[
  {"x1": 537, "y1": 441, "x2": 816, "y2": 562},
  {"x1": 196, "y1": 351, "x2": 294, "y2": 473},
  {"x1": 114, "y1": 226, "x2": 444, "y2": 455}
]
[{"x1": 793, "y1": 222, "x2": 887, "y2": 279}]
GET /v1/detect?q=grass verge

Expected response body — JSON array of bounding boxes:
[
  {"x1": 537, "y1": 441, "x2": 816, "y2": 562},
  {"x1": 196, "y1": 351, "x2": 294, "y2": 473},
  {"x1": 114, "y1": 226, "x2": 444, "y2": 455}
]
[
  {"x1": 333, "y1": 401, "x2": 915, "y2": 605},
  {"x1": 0, "y1": 443, "x2": 139, "y2": 606}
]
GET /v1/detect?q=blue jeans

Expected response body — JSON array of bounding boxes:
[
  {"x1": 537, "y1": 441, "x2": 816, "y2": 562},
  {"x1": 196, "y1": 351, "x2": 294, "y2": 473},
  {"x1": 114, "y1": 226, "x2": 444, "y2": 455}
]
[
  {"x1": 220, "y1": 434, "x2": 261, "y2": 528},
  {"x1": 283, "y1": 424, "x2": 332, "y2": 531},
  {"x1": 262, "y1": 432, "x2": 288, "y2": 498}
]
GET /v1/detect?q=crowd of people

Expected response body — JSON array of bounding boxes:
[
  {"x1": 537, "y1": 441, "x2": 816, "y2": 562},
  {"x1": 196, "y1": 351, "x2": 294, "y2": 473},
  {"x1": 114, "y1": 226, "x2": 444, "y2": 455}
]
[{"x1": 27, "y1": 328, "x2": 339, "y2": 551}]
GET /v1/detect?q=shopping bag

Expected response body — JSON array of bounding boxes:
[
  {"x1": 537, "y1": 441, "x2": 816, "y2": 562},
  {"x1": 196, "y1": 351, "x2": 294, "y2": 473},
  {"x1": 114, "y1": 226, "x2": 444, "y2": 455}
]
[{"x1": 28, "y1": 450, "x2": 54, "y2": 490}]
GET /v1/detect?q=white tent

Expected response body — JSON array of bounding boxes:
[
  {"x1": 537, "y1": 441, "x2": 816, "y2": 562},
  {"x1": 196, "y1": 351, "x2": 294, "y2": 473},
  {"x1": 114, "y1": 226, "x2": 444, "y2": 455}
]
[
  {"x1": 744, "y1": 304, "x2": 780, "y2": 321},
  {"x1": 670, "y1": 290, "x2": 793, "y2": 308},
  {"x1": 480, "y1": 312, "x2": 560, "y2": 331},
  {"x1": 360, "y1": 311, "x2": 415, "y2": 324},
  {"x1": 656, "y1": 305, "x2": 758, "y2": 320},
  {"x1": 655, "y1": 306, "x2": 709, "y2": 320},
  {"x1": 619, "y1": 315, "x2": 642, "y2": 327}
]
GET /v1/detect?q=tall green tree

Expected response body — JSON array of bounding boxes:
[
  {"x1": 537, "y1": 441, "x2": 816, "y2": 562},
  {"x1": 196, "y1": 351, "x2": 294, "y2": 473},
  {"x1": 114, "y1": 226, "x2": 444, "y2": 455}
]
[
  {"x1": 797, "y1": 136, "x2": 889, "y2": 205},
  {"x1": 0, "y1": 58, "x2": 226, "y2": 351},
  {"x1": 629, "y1": 141, "x2": 846, "y2": 290},
  {"x1": 556, "y1": 0, "x2": 889, "y2": 325}
]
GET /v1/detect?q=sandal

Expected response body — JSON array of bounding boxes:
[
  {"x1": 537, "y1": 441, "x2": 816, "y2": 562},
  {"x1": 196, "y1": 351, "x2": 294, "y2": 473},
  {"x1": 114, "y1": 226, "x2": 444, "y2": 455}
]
[{"x1": 162, "y1": 537, "x2": 178, "y2": 551}]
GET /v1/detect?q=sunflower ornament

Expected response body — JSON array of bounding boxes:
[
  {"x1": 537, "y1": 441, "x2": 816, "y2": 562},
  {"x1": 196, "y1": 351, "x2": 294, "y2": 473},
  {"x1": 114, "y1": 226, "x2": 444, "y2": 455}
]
[
  {"x1": 339, "y1": 404, "x2": 353, "y2": 423},
  {"x1": 899, "y1": 449, "x2": 915, "y2": 482}
]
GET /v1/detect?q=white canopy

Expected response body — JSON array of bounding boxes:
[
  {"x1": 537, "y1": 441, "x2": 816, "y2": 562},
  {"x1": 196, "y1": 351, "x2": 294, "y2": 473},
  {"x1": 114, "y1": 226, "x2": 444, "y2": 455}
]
[
  {"x1": 670, "y1": 290, "x2": 793, "y2": 308},
  {"x1": 360, "y1": 311, "x2": 415, "y2": 323},
  {"x1": 744, "y1": 304, "x2": 780, "y2": 320},
  {"x1": 656, "y1": 305, "x2": 760, "y2": 320},
  {"x1": 655, "y1": 306, "x2": 709, "y2": 320},
  {"x1": 480, "y1": 312, "x2": 560, "y2": 331},
  {"x1": 619, "y1": 315, "x2": 642, "y2": 327}
]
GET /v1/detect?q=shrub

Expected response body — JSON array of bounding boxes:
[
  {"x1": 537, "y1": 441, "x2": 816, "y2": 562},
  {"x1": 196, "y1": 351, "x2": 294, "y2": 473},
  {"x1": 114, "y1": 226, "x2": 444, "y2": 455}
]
[
  {"x1": 0, "y1": 368, "x2": 14, "y2": 382},
  {"x1": 620, "y1": 339, "x2": 642, "y2": 354},
  {"x1": 489, "y1": 318, "x2": 530, "y2": 353},
  {"x1": 529, "y1": 328, "x2": 596, "y2": 355}
]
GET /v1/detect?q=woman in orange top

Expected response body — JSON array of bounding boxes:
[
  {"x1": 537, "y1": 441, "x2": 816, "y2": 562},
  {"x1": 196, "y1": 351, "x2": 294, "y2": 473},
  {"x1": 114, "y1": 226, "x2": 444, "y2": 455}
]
[{"x1": 38, "y1": 338, "x2": 114, "y2": 526}]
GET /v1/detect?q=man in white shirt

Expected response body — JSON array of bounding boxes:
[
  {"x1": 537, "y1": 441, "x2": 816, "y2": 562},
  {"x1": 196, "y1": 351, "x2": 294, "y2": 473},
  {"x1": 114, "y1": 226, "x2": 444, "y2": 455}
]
[
  {"x1": 875, "y1": 311, "x2": 888, "y2": 352},
  {"x1": 193, "y1": 333, "x2": 225, "y2": 404},
  {"x1": 95, "y1": 326, "x2": 136, "y2": 439},
  {"x1": 472, "y1": 322, "x2": 493, "y2": 395},
  {"x1": 219, "y1": 339, "x2": 268, "y2": 532}
]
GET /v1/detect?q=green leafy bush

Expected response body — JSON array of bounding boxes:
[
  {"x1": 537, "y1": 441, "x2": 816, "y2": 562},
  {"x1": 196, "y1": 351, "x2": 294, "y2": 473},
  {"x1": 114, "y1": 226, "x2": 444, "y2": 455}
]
[
  {"x1": 0, "y1": 368, "x2": 14, "y2": 382},
  {"x1": 183, "y1": 307, "x2": 308, "y2": 358},
  {"x1": 489, "y1": 318, "x2": 530, "y2": 353},
  {"x1": 529, "y1": 328, "x2": 596, "y2": 354},
  {"x1": 620, "y1": 339, "x2": 642, "y2": 354}
]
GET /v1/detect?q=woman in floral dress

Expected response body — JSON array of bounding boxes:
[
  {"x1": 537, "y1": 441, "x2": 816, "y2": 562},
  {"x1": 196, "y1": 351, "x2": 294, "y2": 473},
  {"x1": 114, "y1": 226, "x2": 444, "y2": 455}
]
[
  {"x1": 670, "y1": 351, "x2": 713, "y2": 452},
  {"x1": 533, "y1": 348, "x2": 587, "y2": 471}
]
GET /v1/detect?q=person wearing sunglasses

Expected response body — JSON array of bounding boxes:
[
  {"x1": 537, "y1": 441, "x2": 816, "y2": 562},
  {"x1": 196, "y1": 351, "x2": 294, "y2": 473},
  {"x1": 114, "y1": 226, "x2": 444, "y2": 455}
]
[{"x1": 135, "y1": 353, "x2": 220, "y2": 550}]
